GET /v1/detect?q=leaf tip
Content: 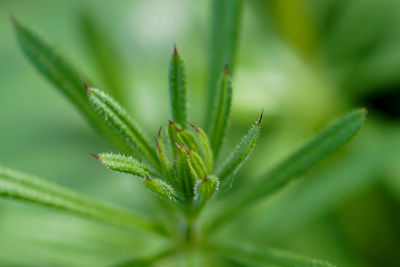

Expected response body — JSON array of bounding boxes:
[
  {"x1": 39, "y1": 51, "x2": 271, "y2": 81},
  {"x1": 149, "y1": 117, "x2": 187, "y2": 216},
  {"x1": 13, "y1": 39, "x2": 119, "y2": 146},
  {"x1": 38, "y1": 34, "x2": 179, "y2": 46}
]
[
  {"x1": 187, "y1": 121, "x2": 199, "y2": 132},
  {"x1": 10, "y1": 15, "x2": 19, "y2": 27},
  {"x1": 158, "y1": 126, "x2": 162, "y2": 138},
  {"x1": 258, "y1": 109, "x2": 264, "y2": 127},
  {"x1": 173, "y1": 43, "x2": 178, "y2": 56},
  {"x1": 81, "y1": 79, "x2": 91, "y2": 96},
  {"x1": 223, "y1": 63, "x2": 230, "y2": 76},
  {"x1": 89, "y1": 152, "x2": 101, "y2": 162}
]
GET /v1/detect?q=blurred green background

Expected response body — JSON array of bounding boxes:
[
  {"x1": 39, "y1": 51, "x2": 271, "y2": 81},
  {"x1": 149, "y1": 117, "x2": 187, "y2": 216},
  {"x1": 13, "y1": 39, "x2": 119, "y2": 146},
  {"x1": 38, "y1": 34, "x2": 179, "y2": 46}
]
[{"x1": 1, "y1": 0, "x2": 400, "y2": 266}]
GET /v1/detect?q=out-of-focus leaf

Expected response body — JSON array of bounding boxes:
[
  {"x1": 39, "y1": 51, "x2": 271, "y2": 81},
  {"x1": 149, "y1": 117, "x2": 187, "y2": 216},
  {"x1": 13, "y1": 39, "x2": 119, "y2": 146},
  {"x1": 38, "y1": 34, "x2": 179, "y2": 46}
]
[
  {"x1": 205, "y1": 0, "x2": 243, "y2": 129},
  {"x1": 114, "y1": 248, "x2": 174, "y2": 267},
  {"x1": 211, "y1": 242, "x2": 335, "y2": 267},
  {"x1": 13, "y1": 18, "x2": 127, "y2": 152},
  {"x1": 245, "y1": 109, "x2": 365, "y2": 204},
  {"x1": 78, "y1": 11, "x2": 126, "y2": 105},
  {"x1": 208, "y1": 109, "x2": 365, "y2": 232},
  {"x1": 209, "y1": 67, "x2": 233, "y2": 160},
  {"x1": 169, "y1": 47, "x2": 187, "y2": 128},
  {"x1": 0, "y1": 165, "x2": 165, "y2": 235},
  {"x1": 87, "y1": 87, "x2": 159, "y2": 168}
]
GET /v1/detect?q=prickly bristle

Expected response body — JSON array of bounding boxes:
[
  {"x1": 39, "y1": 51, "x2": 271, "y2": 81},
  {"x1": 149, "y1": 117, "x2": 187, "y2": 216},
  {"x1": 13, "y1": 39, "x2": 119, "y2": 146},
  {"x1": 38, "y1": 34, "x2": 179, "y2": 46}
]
[{"x1": 173, "y1": 44, "x2": 178, "y2": 56}]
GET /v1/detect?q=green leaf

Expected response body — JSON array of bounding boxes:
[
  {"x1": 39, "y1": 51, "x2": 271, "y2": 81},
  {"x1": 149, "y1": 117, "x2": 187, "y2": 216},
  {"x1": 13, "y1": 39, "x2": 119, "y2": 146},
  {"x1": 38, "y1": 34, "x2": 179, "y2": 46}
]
[
  {"x1": 205, "y1": 0, "x2": 243, "y2": 128},
  {"x1": 211, "y1": 242, "x2": 335, "y2": 267},
  {"x1": 94, "y1": 153, "x2": 157, "y2": 178},
  {"x1": 78, "y1": 11, "x2": 126, "y2": 105},
  {"x1": 175, "y1": 143, "x2": 194, "y2": 200},
  {"x1": 143, "y1": 177, "x2": 177, "y2": 201},
  {"x1": 216, "y1": 112, "x2": 263, "y2": 181},
  {"x1": 207, "y1": 109, "x2": 366, "y2": 233},
  {"x1": 167, "y1": 121, "x2": 182, "y2": 158},
  {"x1": 87, "y1": 87, "x2": 159, "y2": 168},
  {"x1": 176, "y1": 128, "x2": 202, "y2": 155},
  {"x1": 186, "y1": 150, "x2": 208, "y2": 181},
  {"x1": 156, "y1": 127, "x2": 174, "y2": 184},
  {"x1": 209, "y1": 67, "x2": 233, "y2": 160},
  {"x1": 194, "y1": 176, "x2": 219, "y2": 206},
  {"x1": 12, "y1": 18, "x2": 127, "y2": 152},
  {"x1": 244, "y1": 108, "x2": 366, "y2": 204},
  {"x1": 0, "y1": 165, "x2": 166, "y2": 235},
  {"x1": 189, "y1": 122, "x2": 213, "y2": 173},
  {"x1": 114, "y1": 249, "x2": 174, "y2": 267},
  {"x1": 169, "y1": 47, "x2": 187, "y2": 128}
]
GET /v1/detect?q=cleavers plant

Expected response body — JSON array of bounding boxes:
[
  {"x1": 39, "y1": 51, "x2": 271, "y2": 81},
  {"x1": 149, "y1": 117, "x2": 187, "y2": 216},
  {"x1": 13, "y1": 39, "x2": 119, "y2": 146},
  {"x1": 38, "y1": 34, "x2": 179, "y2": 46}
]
[{"x1": 1, "y1": 12, "x2": 366, "y2": 267}]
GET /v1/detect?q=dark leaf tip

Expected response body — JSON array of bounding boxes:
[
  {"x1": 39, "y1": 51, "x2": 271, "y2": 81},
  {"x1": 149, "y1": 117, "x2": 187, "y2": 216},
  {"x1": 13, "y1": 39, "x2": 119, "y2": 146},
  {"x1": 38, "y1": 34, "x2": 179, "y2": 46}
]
[
  {"x1": 10, "y1": 15, "x2": 19, "y2": 27},
  {"x1": 173, "y1": 43, "x2": 178, "y2": 56},
  {"x1": 82, "y1": 79, "x2": 91, "y2": 96},
  {"x1": 258, "y1": 109, "x2": 264, "y2": 126},
  {"x1": 223, "y1": 63, "x2": 230, "y2": 76},
  {"x1": 181, "y1": 143, "x2": 191, "y2": 154},
  {"x1": 174, "y1": 141, "x2": 182, "y2": 150},
  {"x1": 157, "y1": 126, "x2": 162, "y2": 138},
  {"x1": 89, "y1": 152, "x2": 101, "y2": 161}
]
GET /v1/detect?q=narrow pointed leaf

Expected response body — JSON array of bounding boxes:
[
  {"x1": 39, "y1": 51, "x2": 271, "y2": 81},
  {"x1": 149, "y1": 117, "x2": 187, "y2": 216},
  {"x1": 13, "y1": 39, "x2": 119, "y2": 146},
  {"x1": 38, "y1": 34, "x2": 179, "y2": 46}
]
[
  {"x1": 143, "y1": 177, "x2": 177, "y2": 201},
  {"x1": 167, "y1": 121, "x2": 182, "y2": 158},
  {"x1": 177, "y1": 128, "x2": 202, "y2": 154},
  {"x1": 88, "y1": 87, "x2": 159, "y2": 168},
  {"x1": 209, "y1": 67, "x2": 233, "y2": 159},
  {"x1": 13, "y1": 19, "x2": 126, "y2": 152},
  {"x1": 208, "y1": 109, "x2": 366, "y2": 233},
  {"x1": 156, "y1": 128, "x2": 174, "y2": 183},
  {"x1": 94, "y1": 153, "x2": 157, "y2": 178},
  {"x1": 211, "y1": 242, "x2": 335, "y2": 267},
  {"x1": 0, "y1": 165, "x2": 165, "y2": 235},
  {"x1": 186, "y1": 150, "x2": 208, "y2": 181},
  {"x1": 78, "y1": 11, "x2": 126, "y2": 104},
  {"x1": 194, "y1": 176, "x2": 219, "y2": 205},
  {"x1": 216, "y1": 113, "x2": 263, "y2": 181},
  {"x1": 189, "y1": 122, "x2": 213, "y2": 172},
  {"x1": 175, "y1": 143, "x2": 194, "y2": 200},
  {"x1": 169, "y1": 47, "x2": 187, "y2": 128},
  {"x1": 205, "y1": 0, "x2": 243, "y2": 128},
  {"x1": 244, "y1": 109, "x2": 366, "y2": 204}
]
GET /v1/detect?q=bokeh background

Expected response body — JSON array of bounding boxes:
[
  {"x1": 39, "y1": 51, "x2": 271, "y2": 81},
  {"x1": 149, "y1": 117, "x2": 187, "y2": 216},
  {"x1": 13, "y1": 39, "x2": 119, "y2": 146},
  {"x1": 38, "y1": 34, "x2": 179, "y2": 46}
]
[{"x1": 1, "y1": 0, "x2": 400, "y2": 266}]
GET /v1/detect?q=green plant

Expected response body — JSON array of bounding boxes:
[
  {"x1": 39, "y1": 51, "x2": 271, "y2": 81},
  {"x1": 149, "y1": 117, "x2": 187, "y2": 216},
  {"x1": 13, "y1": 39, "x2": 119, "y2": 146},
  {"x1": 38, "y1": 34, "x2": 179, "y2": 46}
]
[{"x1": 1, "y1": 13, "x2": 367, "y2": 266}]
